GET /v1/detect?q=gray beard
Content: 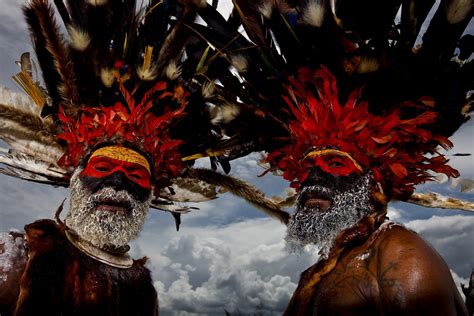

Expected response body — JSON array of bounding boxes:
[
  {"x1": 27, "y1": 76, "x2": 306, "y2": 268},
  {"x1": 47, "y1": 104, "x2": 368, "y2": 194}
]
[
  {"x1": 65, "y1": 168, "x2": 151, "y2": 250},
  {"x1": 286, "y1": 173, "x2": 373, "y2": 258}
]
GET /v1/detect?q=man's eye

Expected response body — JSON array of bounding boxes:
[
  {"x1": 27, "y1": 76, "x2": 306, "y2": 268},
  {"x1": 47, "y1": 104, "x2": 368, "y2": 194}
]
[
  {"x1": 329, "y1": 160, "x2": 345, "y2": 168},
  {"x1": 130, "y1": 174, "x2": 142, "y2": 180},
  {"x1": 94, "y1": 166, "x2": 111, "y2": 172}
]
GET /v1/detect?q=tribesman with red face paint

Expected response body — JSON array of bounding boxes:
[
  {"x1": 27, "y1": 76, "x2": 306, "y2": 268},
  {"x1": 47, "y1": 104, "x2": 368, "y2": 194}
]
[
  {"x1": 265, "y1": 68, "x2": 469, "y2": 315},
  {"x1": 180, "y1": 1, "x2": 473, "y2": 314},
  {"x1": 0, "y1": 0, "x2": 293, "y2": 315}
]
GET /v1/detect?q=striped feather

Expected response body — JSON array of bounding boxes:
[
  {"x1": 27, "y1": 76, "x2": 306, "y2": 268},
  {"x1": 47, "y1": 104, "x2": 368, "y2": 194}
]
[
  {"x1": 26, "y1": 0, "x2": 79, "y2": 113},
  {"x1": 0, "y1": 149, "x2": 68, "y2": 185}
]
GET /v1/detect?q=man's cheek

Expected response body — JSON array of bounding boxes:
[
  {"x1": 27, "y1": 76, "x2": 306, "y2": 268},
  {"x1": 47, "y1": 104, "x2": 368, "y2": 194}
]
[{"x1": 127, "y1": 176, "x2": 151, "y2": 190}]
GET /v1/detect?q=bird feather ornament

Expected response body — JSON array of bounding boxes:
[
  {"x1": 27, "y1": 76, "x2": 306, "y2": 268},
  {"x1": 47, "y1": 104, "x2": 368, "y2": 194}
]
[
  {"x1": 179, "y1": 0, "x2": 473, "y2": 212},
  {"x1": 0, "y1": 0, "x2": 291, "y2": 227}
]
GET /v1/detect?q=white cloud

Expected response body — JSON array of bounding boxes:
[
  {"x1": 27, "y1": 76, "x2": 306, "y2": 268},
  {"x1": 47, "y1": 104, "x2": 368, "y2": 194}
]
[
  {"x1": 133, "y1": 218, "x2": 317, "y2": 314},
  {"x1": 404, "y1": 214, "x2": 474, "y2": 278}
]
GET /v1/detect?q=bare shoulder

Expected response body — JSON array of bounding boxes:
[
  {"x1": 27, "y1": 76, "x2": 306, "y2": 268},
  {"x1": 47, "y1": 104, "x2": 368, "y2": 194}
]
[
  {"x1": 375, "y1": 223, "x2": 448, "y2": 272},
  {"x1": 372, "y1": 222, "x2": 467, "y2": 315}
]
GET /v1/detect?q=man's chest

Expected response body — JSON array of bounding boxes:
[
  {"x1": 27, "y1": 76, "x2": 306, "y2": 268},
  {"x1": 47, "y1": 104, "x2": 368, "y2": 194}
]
[{"x1": 311, "y1": 250, "x2": 381, "y2": 315}]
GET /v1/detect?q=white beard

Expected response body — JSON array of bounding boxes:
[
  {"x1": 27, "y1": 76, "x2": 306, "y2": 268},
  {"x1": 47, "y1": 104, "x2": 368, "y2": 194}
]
[
  {"x1": 65, "y1": 168, "x2": 151, "y2": 250},
  {"x1": 286, "y1": 173, "x2": 373, "y2": 258}
]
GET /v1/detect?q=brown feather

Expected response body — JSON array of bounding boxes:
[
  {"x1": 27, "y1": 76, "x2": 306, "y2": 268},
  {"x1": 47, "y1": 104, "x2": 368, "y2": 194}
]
[
  {"x1": 155, "y1": 4, "x2": 197, "y2": 75},
  {"x1": 0, "y1": 103, "x2": 57, "y2": 138},
  {"x1": 27, "y1": 0, "x2": 79, "y2": 114}
]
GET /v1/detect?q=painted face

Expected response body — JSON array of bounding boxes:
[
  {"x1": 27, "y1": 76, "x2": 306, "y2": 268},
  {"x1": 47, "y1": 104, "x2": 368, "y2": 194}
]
[
  {"x1": 303, "y1": 149, "x2": 363, "y2": 177},
  {"x1": 299, "y1": 149, "x2": 364, "y2": 212},
  {"x1": 79, "y1": 146, "x2": 152, "y2": 202}
]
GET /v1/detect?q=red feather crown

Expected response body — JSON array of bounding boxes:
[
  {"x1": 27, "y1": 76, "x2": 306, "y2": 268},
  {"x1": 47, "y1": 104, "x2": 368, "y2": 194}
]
[
  {"x1": 266, "y1": 67, "x2": 459, "y2": 200},
  {"x1": 57, "y1": 75, "x2": 188, "y2": 186}
]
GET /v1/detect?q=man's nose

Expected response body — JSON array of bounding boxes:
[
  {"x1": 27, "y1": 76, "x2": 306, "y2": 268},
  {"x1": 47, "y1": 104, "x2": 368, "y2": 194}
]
[
  {"x1": 99, "y1": 171, "x2": 129, "y2": 191},
  {"x1": 301, "y1": 167, "x2": 331, "y2": 187}
]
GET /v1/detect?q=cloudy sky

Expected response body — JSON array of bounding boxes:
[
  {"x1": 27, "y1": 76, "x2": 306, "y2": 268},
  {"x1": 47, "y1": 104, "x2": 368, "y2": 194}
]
[{"x1": 0, "y1": 1, "x2": 473, "y2": 315}]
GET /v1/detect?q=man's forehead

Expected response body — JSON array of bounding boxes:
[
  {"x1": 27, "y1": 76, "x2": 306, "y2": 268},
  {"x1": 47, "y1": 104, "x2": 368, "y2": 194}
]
[{"x1": 88, "y1": 146, "x2": 151, "y2": 173}]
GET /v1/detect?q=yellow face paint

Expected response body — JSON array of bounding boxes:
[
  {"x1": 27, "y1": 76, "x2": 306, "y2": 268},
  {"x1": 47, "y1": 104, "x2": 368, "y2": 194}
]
[
  {"x1": 303, "y1": 148, "x2": 364, "y2": 173},
  {"x1": 89, "y1": 146, "x2": 151, "y2": 174}
]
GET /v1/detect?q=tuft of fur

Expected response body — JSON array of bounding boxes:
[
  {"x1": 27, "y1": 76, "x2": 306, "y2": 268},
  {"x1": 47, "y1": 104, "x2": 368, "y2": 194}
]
[
  {"x1": 301, "y1": 0, "x2": 325, "y2": 27},
  {"x1": 164, "y1": 61, "x2": 182, "y2": 80},
  {"x1": 86, "y1": 0, "x2": 108, "y2": 6},
  {"x1": 186, "y1": 168, "x2": 290, "y2": 224},
  {"x1": 137, "y1": 64, "x2": 158, "y2": 81},
  {"x1": 201, "y1": 81, "x2": 215, "y2": 99},
  {"x1": 67, "y1": 25, "x2": 91, "y2": 51},
  {"x1": 210, "y1": 103, "x2": 241, "y2": 124},
  {"x1": 408, "y1": 192, "x2": 474, "y2": 212},
  {"x1": 258, "y1": 1, "x2": 274, "y2": 19},
  {"x1": 230, "y1": 54, "x2": 248, "y2": 73},
  {"x1": 100, "y1": 68, "x2": 115, "y2": 87},
  {"x1": 192, "y1": 0, "x2": 208, "y2": 8},
  {"x1": 446, "y1": 0, "x2": 472, "y2": 24},
  {"x1": 357, "y1": 57, "x2": 380, "y2": 74}
]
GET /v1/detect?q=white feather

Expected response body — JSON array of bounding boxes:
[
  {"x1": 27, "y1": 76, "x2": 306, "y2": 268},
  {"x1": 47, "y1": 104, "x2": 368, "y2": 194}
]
[
  {"x1": 447, "y1": 0, "x2": 472, "y2": 24},
  {"x1": 0, "y1": 149, "x2": 67, "y2": 179},
  {"x1": 0, "y1": 135, "x2": 63, "y2": 164},
  {"x1": 0, "y1": 85, "x2": 40, "y2": 116},
  {"x1": 165, "y1": 61, "x2": 182, "y2": 80},
  {"x1": 302, "y1": 0, "x2": 325, "y2": 27},
  {"x1": 68, "y1": 25, "x2": 91, "y2": 51}
]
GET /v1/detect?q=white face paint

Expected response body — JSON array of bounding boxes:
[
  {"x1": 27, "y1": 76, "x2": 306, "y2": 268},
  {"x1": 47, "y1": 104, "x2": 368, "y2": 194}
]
[
  {"x1": 286, "y1": 173, "x2": 373, "y2": 258},
  {"x1": 65, "y1": 167, "x2": 151, "y2": 250}
]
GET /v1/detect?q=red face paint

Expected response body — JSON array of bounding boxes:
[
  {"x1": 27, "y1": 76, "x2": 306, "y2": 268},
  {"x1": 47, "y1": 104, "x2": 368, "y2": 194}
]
[
  {"x1": 81, "y1": 156, "x2": 151, "y2": 190},
  {"x1": 304, "y1": 153, "x2": 363, "y2": 177}
]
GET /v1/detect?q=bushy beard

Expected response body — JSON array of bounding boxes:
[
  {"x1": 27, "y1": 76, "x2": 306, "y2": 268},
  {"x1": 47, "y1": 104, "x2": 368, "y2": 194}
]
[
  {"x1": 65, "y1": 168, "x2": 151, "y2": 250},
  {"x1": 286, "y1": 173, "x2": 373, "y2": 258}
]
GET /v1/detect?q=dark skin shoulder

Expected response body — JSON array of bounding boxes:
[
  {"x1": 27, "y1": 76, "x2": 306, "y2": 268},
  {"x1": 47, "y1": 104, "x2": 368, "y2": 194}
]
[
  {"x1": 312, "y1": 224, "x2": 467, "y2": 315},
  {"x1": 373, "y1": 224, "x2": 467, "y2": 316}
]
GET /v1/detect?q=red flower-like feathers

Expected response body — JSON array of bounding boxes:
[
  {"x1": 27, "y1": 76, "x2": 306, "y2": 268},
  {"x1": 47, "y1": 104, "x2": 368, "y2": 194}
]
[{"x1": 57, "y1": 81, "x2": 187, "y2": 184}]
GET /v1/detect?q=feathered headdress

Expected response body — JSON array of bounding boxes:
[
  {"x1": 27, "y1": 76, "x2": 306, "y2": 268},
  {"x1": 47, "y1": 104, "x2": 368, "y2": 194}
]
[
  {"x1": 265, "y1": 66, "x2": 460, "y2": 199},
  {"x1": 179, "y1": 0, "x2": 473, "y2": 209},
  {"x1": 0, "y1": 0, "x2": 291, "y2": 225}
]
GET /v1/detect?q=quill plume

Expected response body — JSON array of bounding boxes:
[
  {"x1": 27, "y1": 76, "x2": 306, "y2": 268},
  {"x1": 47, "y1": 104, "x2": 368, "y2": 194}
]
[{"x1": 24, "y1": 0, "x2": 79, "y2": 115}]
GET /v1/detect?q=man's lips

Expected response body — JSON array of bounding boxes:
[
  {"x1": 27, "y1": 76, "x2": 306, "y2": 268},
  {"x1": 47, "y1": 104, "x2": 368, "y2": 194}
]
[
  {"x1": 302, "y1": 189, "x2": 333, "y2": 212},
  {"x1": 95, "y1": 200, "x2": 130, "y2": 212}
]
